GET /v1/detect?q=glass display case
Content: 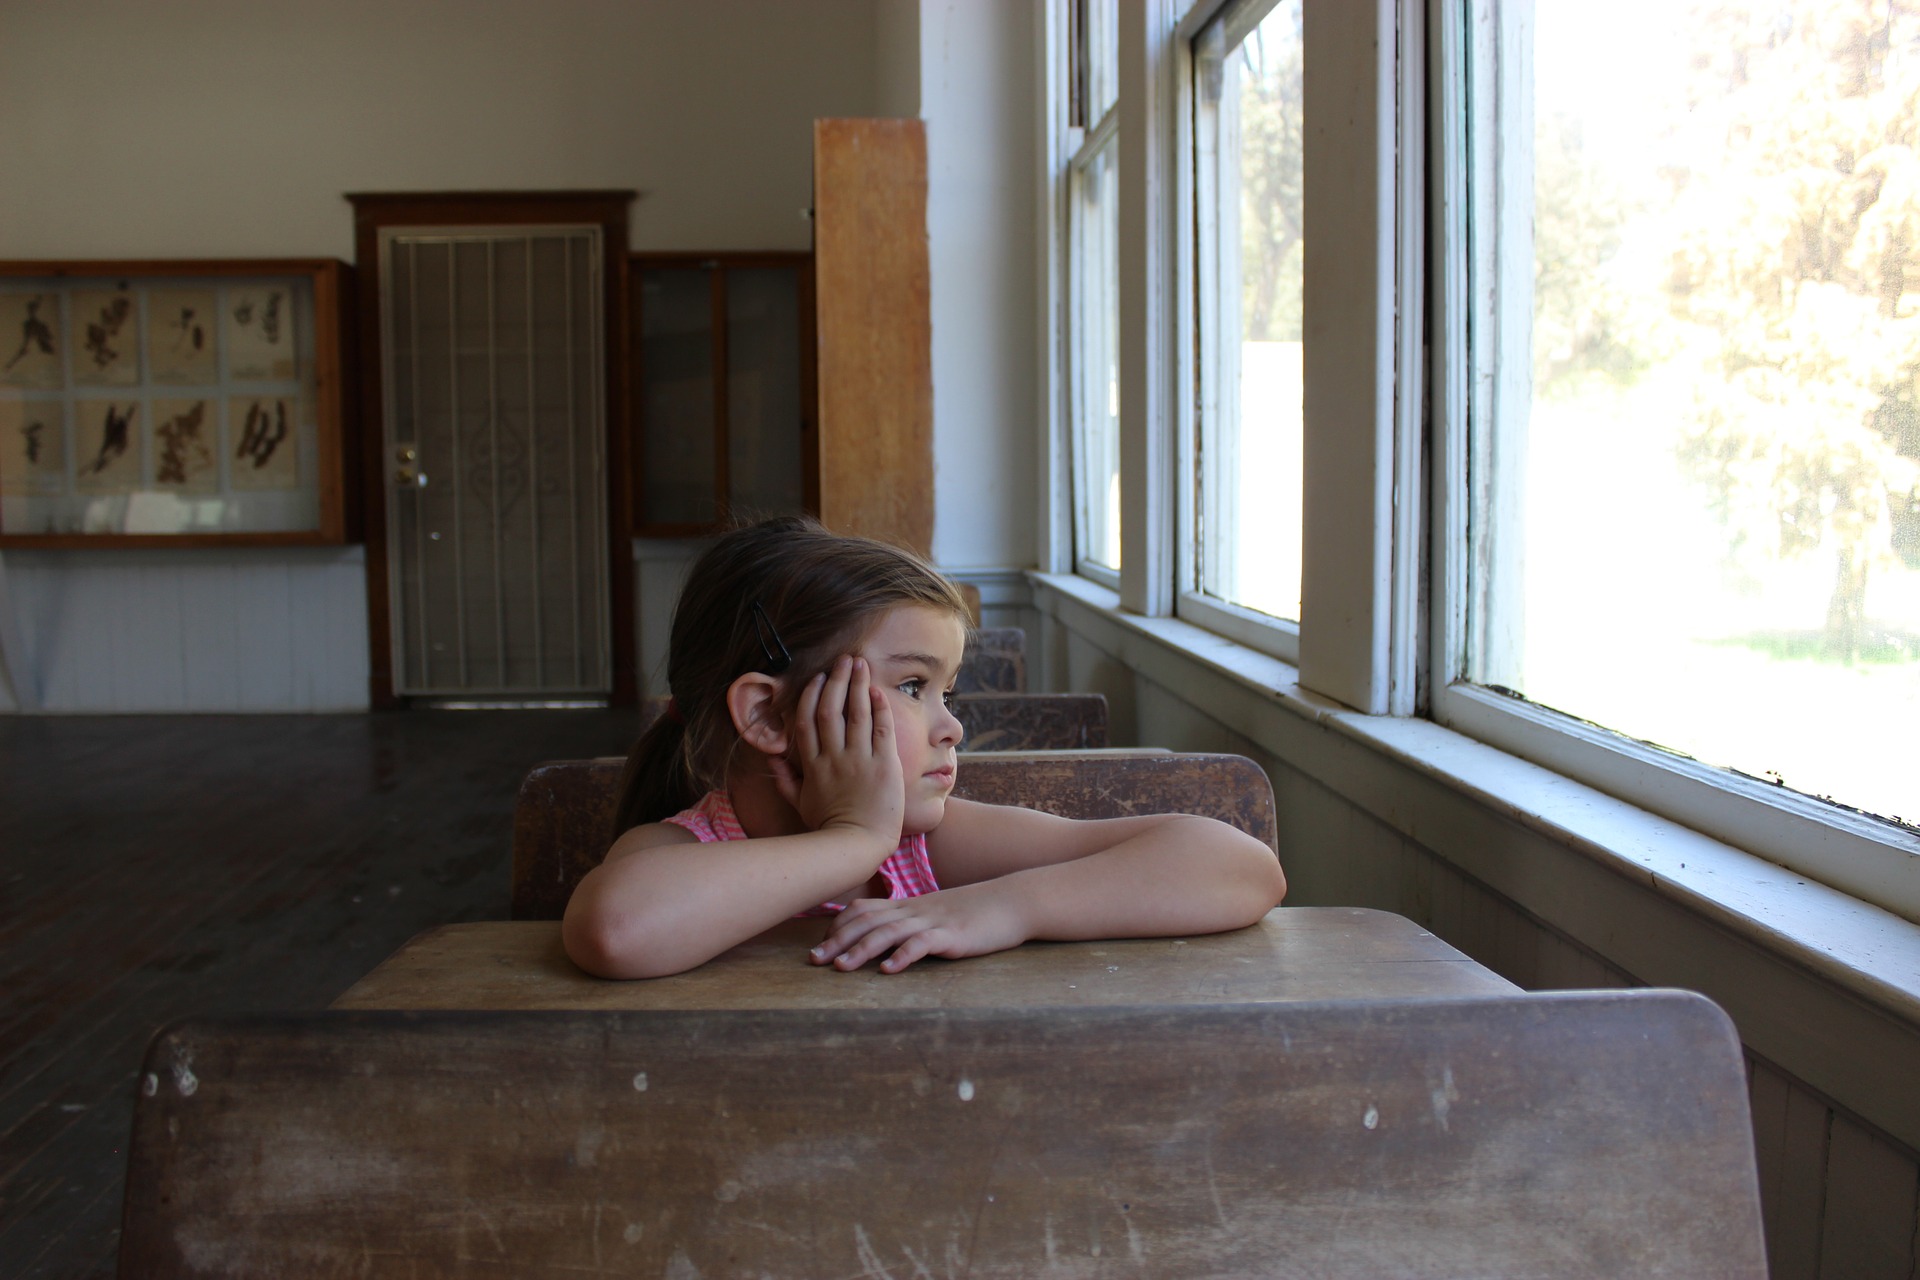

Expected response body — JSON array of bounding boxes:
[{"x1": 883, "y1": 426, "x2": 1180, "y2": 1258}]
[{"x1": 0, "y1": 259, "x2": 352, "y2": 545}]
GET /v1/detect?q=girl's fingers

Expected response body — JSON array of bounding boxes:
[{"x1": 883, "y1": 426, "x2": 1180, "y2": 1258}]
[
  {"x1": 792, "y1": 671, "x2": 824, "y2": 760},
  {"x1": 868, "y1": 683, "x2": 894, "y2": 752},
  {"x1": 879, "y1": 932, "x2": 937, "y2": 973},
  {"x1": 833, "y1": 917, "x2": 919, "y2": 970},
  {"x1": 817, "y1": 656, "x2": 852, "y2": 753},
  {"x1": 816, "y1": 903, "x2": 889, "y2": 960},
  {"x1": 844, "y1": 658, "x2": 873, "y2": 752}
]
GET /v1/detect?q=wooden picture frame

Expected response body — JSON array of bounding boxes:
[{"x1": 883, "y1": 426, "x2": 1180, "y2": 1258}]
[{"x1": 0, "y1": 259, "x2": 355, "y2": 548}]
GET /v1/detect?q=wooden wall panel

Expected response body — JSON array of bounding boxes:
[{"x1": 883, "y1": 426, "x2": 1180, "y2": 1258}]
[
  {"x1": 813, "y1": 118, "x2": 933, "y2": 556},
  {"x1": 1819, "y1": 1112, "x2": 1920, "y2": 1279},
  {"x1": 1772, "y1": 1061, "x2": 1833, "y2": 1278}
]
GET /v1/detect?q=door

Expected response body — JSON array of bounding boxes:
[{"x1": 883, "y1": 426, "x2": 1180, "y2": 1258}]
[{"x1": 379, "y1": 227, "x2": 611, "y2": 697}]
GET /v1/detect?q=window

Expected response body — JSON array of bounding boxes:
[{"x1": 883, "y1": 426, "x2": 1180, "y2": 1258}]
[
  {"x1": 1435, "y1": 0, "x2": 1920, "y2": 915},
  {"x1": 1068, "y1": 0, "x2": 1122, "y2": 582},
  {"x1": 1186, "y1": 0, "x2": 1304, "y2": 658},
  {"x1": 1046, "y1": 0, "x2": 1920, "y2": 919}
]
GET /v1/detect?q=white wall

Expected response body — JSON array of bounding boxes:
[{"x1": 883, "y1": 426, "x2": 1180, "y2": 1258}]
[
  {"x1": 919, "y1": 0, "x2": 1040, "y2": 573},
  {"x1": 0, "y1": 0, "x2": 887, "y2": 711}
]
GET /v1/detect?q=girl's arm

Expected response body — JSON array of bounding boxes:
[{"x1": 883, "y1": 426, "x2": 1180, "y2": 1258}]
[
  {"x1": 564, "y1": 658, "x2": 904, "y2": 979},
  {"x1": 811, "y1": 798, "x2": 1286, "y2": 974}
]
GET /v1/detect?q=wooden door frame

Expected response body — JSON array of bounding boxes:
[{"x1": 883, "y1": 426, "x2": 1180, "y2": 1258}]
[{"x1": 346, "y1": 191, "x2": 639, "y2": 707}]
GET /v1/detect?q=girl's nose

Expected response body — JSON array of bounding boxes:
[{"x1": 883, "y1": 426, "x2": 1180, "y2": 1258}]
[{"x1": 935, "y1": 701, "x2": 965, "y2": 746}]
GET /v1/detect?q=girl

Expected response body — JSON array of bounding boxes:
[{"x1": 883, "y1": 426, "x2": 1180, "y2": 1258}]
[{"x1": 563, "y1": 517, "x2": 1287, "y2": 980}]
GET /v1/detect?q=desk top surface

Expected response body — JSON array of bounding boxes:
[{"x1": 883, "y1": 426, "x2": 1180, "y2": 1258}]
[{"x1": 332, "y1": 907, "x2": 1519, "y2": 1011}]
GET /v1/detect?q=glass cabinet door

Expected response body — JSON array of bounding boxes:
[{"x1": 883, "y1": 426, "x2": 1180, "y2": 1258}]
[{"x1": 631, "y1": 255, "x2": 814, "y2": 534}]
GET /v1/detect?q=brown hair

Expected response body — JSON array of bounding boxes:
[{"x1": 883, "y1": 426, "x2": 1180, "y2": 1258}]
[{"x1": 611, "y1": 516, "x2": 972, "y2": 837}]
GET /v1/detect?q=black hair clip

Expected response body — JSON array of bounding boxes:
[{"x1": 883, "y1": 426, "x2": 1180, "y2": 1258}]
[{"x1": 750, "y1": 600, "x2": 792, "y2": 674}]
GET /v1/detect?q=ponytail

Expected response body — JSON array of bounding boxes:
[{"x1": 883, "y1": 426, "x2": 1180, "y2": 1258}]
[{"x1": 611, "y1": 707, "x2": 695, "y2": 839}]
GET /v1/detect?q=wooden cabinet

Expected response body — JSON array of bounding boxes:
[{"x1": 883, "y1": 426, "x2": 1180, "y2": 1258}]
[
  {"x1": 629, "y1": 253, "x2": 817, "y2": 535},
  {"x1": 627, "y1": 120, "x2": 932, "y2": 552}
]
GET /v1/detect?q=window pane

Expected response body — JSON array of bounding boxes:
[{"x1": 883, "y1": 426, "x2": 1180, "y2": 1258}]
[
  {"x1": 1073, "y1": 136, "x2": 1122, "y2": 572},
  {"x1": 726, "y1": 267, "x2": 805, "y2": 519},
  {"x1": 638, "y1": 267, "x2": 715, "y2": 526},
  {"x1": 1194, "y1": 0, "x2": 1303, "y2": 622},
  {"x1": 1086, "y1": 0, "x2": 1120, "y2": 124},
  {"x1": 1475, "y1": 1, "x2": 1920, "y2": 828}
]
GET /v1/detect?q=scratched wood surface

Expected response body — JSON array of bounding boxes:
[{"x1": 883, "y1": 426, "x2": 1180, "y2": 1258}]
[
  {"x1": 332, "y1": 908, "x2": 1518, "y2": 1010},
  {"x1": 510, "y1": 751, "x2": 1278, "y2": 920},
  {"x1": 638, "y1": 689, "x2": 1106, "y2": 750},
  {"x1": 955, "y1": 626, "x2": 1026, "y2": 693},
  {"x1": 814, "y1": 118, "x2": 933, "y2": 555},
  {"x1": 121, "y1": 992, "x2": 1767, "y2": 1278},
  {"x1": 953, "y1": 691, "x2": 1107, "y2": 749}
]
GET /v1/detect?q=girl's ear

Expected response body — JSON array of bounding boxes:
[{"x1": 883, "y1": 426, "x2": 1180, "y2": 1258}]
[{"x1": 726, "y1": 672, "x2": 789, "y2": 756}]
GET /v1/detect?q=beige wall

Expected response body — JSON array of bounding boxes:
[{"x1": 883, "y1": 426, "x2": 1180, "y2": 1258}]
[
  {"x1": 0, "y1": 0, "x2": 893, "y2": 711},
  {"x1": 0, "y1": 0, "x2": 884, "y2": 259}
]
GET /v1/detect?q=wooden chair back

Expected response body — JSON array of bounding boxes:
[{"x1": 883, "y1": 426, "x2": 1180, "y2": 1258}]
[
  {"x1": 120, "y1": 992, "x2": 1767, "y2": 1277},
  {"x1": 637, "y1": 690, "x2": 1107, "y2": 751},
  {"x1": 955, "y1": 625, "x2": 1025, "y2": 692},
  {"x1": 956, "y1": 691, "x2": 1106, "y2": 749},
  {"x1": 510, "y1": 751, "x2": 1275, "y2": 920}
]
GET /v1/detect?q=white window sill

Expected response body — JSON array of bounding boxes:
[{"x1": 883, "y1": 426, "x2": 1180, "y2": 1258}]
[{"x1": 1028, "y1": 569, "x2": 1920, "y2": 1056}]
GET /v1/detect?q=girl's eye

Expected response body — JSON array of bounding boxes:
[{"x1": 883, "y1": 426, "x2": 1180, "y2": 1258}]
[
  {"x1": 941, "y1": 688, "x2": 957, "y2": 710},
  {"x1": 899, "y1": 678, "x2": 925, "y2": 700}
]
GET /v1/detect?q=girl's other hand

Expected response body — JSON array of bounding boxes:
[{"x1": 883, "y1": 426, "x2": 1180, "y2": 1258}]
[
  {"x1": 809, "y1": 884, "x2": 1029, "y2": 974},
  {"x1": 775, "y1": 656, "x2": 905, "y2": 857}
]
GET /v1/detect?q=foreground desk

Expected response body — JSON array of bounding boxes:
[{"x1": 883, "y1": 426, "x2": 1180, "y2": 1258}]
[
  {"x1": 128, "y1": 994, "x2": 1766, "y2": 1276},
  {"x1": 333, "y1": 907, "x2": 1520, "y2": 1010},
  {"x1": 130, "y1": 915, "x2": 1768, "y2": 1276}
]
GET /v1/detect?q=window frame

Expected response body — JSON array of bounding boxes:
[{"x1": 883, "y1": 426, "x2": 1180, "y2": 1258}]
[
  {"x1": 1067, "y1": 107, "x2": 1123, "y2": 589},
  {"x1": 1175, "y1": 0, "x2": 1304, "y2": 665},
  {"x1": 1424, "y1": 0, "x2": 1920, "y2": 921},
  {"x1": 1045, "y1": 0, "x2": 1920, "y2": 922}
]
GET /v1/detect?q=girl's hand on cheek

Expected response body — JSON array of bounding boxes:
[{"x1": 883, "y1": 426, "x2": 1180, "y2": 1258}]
[
  {"x1": 810, "y1": 885, "x2": 1030, "y2": 974},
  {"x1": 775, "y1": 656, "x2": 905, "y2": 858}
]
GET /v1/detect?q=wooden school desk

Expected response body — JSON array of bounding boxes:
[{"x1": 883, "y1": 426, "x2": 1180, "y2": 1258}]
[{"x1": 332, "y1": 906, "x2": 1519, "y2": 1011}]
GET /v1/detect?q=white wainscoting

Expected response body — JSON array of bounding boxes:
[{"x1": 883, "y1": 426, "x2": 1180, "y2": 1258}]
[{"x1": 0, "y1": 548, "x2": 369, "y2": 713}]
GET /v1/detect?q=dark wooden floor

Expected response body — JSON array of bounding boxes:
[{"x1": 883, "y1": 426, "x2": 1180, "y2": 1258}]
[{"x1": 0, "y1": 710, "x2": 638, "y2": 1277}]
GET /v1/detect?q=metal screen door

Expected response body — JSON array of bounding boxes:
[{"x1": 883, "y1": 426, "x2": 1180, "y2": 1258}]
[{"x1": 380, "y1": 227, "x2": 611, "y2": 697}]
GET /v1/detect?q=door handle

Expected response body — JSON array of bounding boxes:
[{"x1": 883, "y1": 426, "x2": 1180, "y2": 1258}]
[{"x1": 394, "y1": 445, "x2": 426, "y2": 488}]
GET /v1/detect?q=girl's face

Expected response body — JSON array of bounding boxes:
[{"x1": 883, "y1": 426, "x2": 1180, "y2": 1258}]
[{"x1": 853, "y1": 604, "x2": 968, "y2": 834}]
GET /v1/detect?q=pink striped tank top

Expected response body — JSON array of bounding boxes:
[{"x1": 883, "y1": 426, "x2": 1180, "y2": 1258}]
[{"x1": 663, "y1": 790, "x2": 940, "y2": 914}]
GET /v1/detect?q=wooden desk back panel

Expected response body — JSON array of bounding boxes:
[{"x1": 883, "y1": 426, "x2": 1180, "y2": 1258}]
[
  {"x1": 120, "y1": 993, "x2": 1767, "y2": 1278},
  {"x1": 955, "y1": 625, "x2": 1025, "y2": 693},
  {"x1": 510, "y1": 751, "x2": 1276, "y2": 920},
  {"x1": 953, "y1": 691, "x2": 1107, "y2": 749},
  {"x1": 638, "y1": 690, "x2": 1108, "y2": 751}
]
